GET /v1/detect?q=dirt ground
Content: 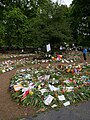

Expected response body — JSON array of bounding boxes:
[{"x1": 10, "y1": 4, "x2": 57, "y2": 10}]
[
  {"x1": 0, "y1": 54, "x2": 90, "y2": 120},
  {"x1": 0, "y1": 67, "x2": 37, "y2": 120}
]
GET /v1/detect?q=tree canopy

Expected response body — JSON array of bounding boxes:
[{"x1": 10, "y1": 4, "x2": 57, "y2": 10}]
[
  {"x1": 0, "y1": 0, "x2": 90, "y2": 51},
  {"x1": 70, "y1": 0, "x2": 90, "y2": 46}
]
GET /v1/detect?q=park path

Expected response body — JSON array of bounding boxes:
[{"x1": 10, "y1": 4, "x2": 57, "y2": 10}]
[{"x1": 0, "y1": 67, "x2": 35, "y2": 120}]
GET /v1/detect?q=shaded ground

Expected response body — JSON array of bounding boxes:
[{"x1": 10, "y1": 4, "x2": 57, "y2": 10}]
[{"x1": 0, "y1": 53, "x2": 90, "y2": 120}]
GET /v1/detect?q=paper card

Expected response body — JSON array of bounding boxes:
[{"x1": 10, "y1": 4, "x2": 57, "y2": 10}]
[
  {"x1": 46, "y1": 44, "x2": 51, "y2": 52},
  {"x1": 29, "y1": 82, "x2": 35, "y2": 89},
  {"x1": 20, "y1": 69, "x2": 26, "y2": 72},
  {"x1": 38, "y1": 76, "x2": 44, "y2": 81},
  {"x1": 42, "y1": 60, "x2": 46, "y2": 63},
  {"x1": 51, "y1": 104, "x2": 57, "y2": 108},
  {"x1": 39, "y1": 89, "x2": 47, "y2": 95},
  {"x1": 63, "y1": 101, "x2": 70, "y2": 106},
  {"x1": 9, "y1": 67, "x2": 13, "y2": 70},
  {"x1": 62, "y1": 60, "x2": 64, "y2": 63},
  {"x1": 49, "y1": 84, "x2": 59, "y2": 91},
  {"x1": 60, "y1": 46, "x2": 62, "y2": 50},
  {"x1": 57, "y1": 57, "x2": 60, "y2": 61},
  {"x1": 14, "y1": 84, "x2": 24, "y2": 92},
  {"x1": 64, "y1": 59, "x2": 70, "y2": 63},
  {"x1": 44, "y1": 95, "x2": 54, "y2": 105},
  {"x1": 70, "y1": 60, "x2": 73, "y2": 62},
  {"x1": 63, "y1": 79, "x2": 70, "y2": 83},
  {"x1": 66, "y1": 86, "x2": 74, "y2": 90},
  {"x1": 45, "y1": 75, "x2": 50, "y2": 80},
  {"x1": 24, "y1": 74, "x2": 31, "y2": 79},
  {"x1": 58, "y1": 95, "x2": 65, "y2": 101}
]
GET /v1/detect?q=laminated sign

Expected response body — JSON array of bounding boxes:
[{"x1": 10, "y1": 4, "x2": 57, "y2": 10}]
[
  {"x1": 46, "y1": 44, "x2": 51, "y2": 52},
  {"x1": 44, "y1": 95, "x2": 54, "y2": 105}
]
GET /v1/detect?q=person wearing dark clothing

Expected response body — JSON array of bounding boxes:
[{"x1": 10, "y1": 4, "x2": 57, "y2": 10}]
[{"x1": 83, "y1": 48, "x2": 87, "y2": 65}]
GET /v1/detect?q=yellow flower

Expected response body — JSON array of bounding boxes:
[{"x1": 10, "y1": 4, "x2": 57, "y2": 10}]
[{"x1": 29, "y1": 91, "x2": 34, "y2": 95}]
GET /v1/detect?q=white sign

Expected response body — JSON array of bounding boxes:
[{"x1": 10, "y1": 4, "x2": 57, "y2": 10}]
[
  {"x1": 63, "y1": 101, "x2": 70, "y2": 106},
  {"x1": 58, "y1": 95, "x2": 65, "y2": 101},
  {"x1": 46, "y1": 44, "x2": 51, "y2": 52},
  {"x1": 44, "y1": 95, "x2": 54, "y2": 105}
]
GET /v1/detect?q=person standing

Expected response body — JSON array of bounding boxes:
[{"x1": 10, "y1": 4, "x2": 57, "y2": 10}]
[{"x1": 82, "y1": 48, "x2": 87, "y2": 65}]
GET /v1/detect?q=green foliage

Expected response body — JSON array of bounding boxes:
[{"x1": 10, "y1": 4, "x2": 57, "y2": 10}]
[
  {"x1": 0, "y1": 0, "x2": 72, "y2": 49},
  {"x1": 3, "y1": 7, "x2": 29, "y2": 47},
  {"x1": 0, "y1": 21, "x2": 5, "y2": 45},
  {"x1": 70, "y1": 0, "x2": 90, "y2": 46}
]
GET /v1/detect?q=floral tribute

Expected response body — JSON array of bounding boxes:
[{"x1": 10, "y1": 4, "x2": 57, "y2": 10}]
[{"x1": 9, "y1": 63, "x2": 90, "y2": 111}]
